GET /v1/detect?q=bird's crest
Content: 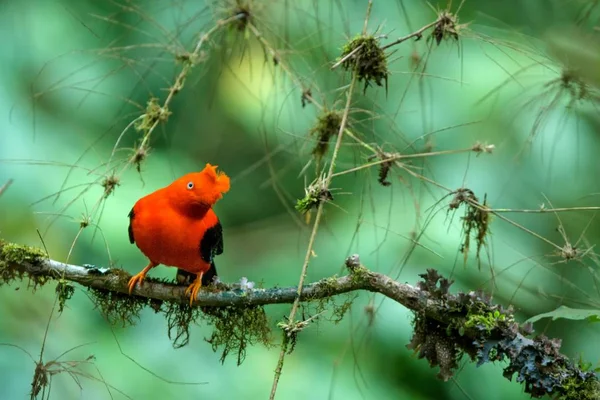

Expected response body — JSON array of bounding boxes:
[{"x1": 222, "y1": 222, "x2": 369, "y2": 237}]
[{"x1": 202, "y1": 163, "x2": 230, "y2": 195}]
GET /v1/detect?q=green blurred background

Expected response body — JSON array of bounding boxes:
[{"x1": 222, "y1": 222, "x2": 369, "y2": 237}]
[{"x1": 1, "y1": 0, "x2": 600, "y2": 399}]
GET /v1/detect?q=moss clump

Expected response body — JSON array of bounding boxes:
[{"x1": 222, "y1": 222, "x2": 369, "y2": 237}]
[
  {"x1": 330, "y1": 294, "x2": 355, "y2": 324},
  {"x1": 203, "y1": 305, "x2": 271, "y2": 365},
  {"x1": 315, "y1": 276, "x2": 340, "y2": 295},
  {"x1": 88, "y1": 267, "x2": 154, "y2": 326},
  {"x1": 0, "y1": 240, "x2": 48, "y2": 288},
  {"x1": 309, "y1": 276, "x2": 355, "y2": 323},
  {"x1": 101, "y1": 174, "x2": 120, "y2": 198},
  {"x1": 465, "y1": 308, "x2": 509, "y2": 334},
  {"x1": 90, "y1": 287, "x2": 148, "y2": 327},
  {"x1": 448, "y1": 188, "x2": 491, "y2": 269},
  {"x1": 431, "y1": 11, "x2": 461, "y2": 46},
  {"x1": 56, "y1": 280, "x2": 75, "y2": 313},
  {"x1": 368, "y1": 149, "x2": 395, "y2": 186},
  {"x1": 310, "y1": 110, "x2": 342, "y2": 161},
  {"x1": 378, "y1": 160, "x2": 392, "y2": 186},
  {"x1": 408, "y1": 316, "x2": 462, "y2": 381},
  {"x1": 134, "y1": 97, "x2": 171, "y2": 134},
  {"x1": 408, "y1": 269, "x2": 600, "y2": 397},
  {"x1": 227, "y1": 1, "x2": 253, "y2": 32},
  {"x1": 349, "y1": 265, "x2": 370, "y2": 285},
  {"x1": 0, "y1": 240, "x2": 46, "y2": 268},
  {"x1": 302, "y1": 259, "x2": 361, "y2": 325},
  {"x1": 558, "y1": 371, "x2": 600, "y2": 400},
  {"x1": 559, "y1": 68, "x2": 590, "y2": 104},
  {"x1": 408, "y1": 270, "x2": 470, "y2": 381},
  {"x1": 130, "y1": 142, "x2": 151, "y2": 173},
  {"x1": 295, "y1": 175, "x2": 333, "y2": 214},
  {"x1": 339, "y1": 35, "x2": 388, "y2": 93},
  {"x1": 164, "y1": 302, "x2": 201, "y2": 349}
]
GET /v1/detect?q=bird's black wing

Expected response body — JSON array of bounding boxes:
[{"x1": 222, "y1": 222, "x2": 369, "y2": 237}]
[
  {"x1": 128, "y1": 209, "x2": 135, "y2": 244},
  {"x1": 176, "y1": 220, "x2": 223, "y2": 286},
  {"x1": 199, "y1": 221, "x2": 223, "y2": 262}
]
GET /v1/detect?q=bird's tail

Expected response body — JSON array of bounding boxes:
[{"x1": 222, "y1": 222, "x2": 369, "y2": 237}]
[{"x1": 175, "y1": 262, "x2": 218, "y2": 287}]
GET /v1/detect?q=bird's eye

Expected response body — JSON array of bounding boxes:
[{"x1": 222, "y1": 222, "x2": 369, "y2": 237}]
[{"x1": 187, "y1": 181, "x2": 194, "y2": 190}]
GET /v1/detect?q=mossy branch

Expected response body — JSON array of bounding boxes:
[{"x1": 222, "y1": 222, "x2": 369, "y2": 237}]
[
  {"x1": 1, "y1": 241, "x2": 598, "y2": 399},
  {"x1": 0, "y1": 244, "x2": 417, "y2": 309}
]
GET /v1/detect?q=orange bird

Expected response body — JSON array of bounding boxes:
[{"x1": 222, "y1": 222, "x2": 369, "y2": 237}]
[{"x1": 127, "y1": 163, "x2": 230, "y2": 305}]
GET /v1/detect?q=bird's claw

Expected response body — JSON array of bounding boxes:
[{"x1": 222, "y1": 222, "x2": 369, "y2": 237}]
[
  {"x1": 184, "y1": 283, "x2": 201, "y2": 307},
  {"x1": 127, "y1": 273, "x2": 145, "y2": 294},
  {"x1": 127, "y1": 263, "x2": 156, "y2": 295},
  {"x1": 184, "y1": 272, "x2": 204, "y2": 306}
]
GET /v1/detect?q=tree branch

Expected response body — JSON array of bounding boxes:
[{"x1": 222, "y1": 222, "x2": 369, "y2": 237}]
[
  {"x1": 4, "y1": 249, "x2": 428, "y2": 310},
  {"x1": 1, "y1": 241, "x2": 598, "y2": 399}
]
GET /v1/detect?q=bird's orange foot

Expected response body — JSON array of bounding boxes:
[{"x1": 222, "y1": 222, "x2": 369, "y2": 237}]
[
  {"x1": 184, "y1": 272, "x2": 204, "y2": 306},
  {"x1": 127, "y1": 273, "x2": 146, "y2": 294},
  {"x1": 128, "y1": 262, "x2": 156, "y2": 294}
]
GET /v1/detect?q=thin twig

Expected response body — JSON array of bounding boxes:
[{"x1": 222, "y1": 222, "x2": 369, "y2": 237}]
[
  {"x1": 381, "y1": 18, "x2": 441, "y2": 50},
  {"x1": 330, "y1": 146, "x2": 482, "y2": 178},
  {"x1": 331, "y1": 44, "x2": 364, "y2": 70},
  {"x1": 269, "y1": 69, "x2": 359, "y2": 400},
  {"x1": 0, "y1": 179, "x2": 14, "y2": 197},
  {"x1": 246, "y1": 22, "x2": 322, "y2": 110},
  {"x1": 485, "y1": 207, "x2": 600, "y2": 213},
  {"x1": 119, "y1": 13, "x2": 245, "y2": 175}
]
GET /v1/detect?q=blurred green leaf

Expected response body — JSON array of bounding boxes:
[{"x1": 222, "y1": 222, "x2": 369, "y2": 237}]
[{"x1": 526, "y1": 306, "x2": 600, "y2": 324}]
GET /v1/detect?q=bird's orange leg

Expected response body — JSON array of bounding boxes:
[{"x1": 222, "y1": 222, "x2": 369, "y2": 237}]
[
  {"x1": 184, "y1": 271, "x2": 204, "y2": 306},
  {"x1": 128, "y1": 262, "x2": 157, "y2": 294}
]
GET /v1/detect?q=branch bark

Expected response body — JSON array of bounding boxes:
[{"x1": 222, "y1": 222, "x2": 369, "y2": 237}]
[
  {"x1": 6, "y1": 252, "x2": 432, "y2": 311},
  {"x1": 1, "y1": 242, "x2": 598, "y2": 400}
]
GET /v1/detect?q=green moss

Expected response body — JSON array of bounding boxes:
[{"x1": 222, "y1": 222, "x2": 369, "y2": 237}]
[
  {"x1": 134, "y1": 97, "x2": 171, "y2": 134},
  {"x1": 295, "y1": 192, "x2": 323, "y2": 214},
  {"x1": 295, "y1": 176, "x2": 333, "y2": 214},
  {"x1": 316, "y1": 276, "x2": 340, "y2": 295},
  {"x1": 203, "y1": 305, "x2": 272, "y2": 365},
  {"x1": 0, "y1": 240, "x2": 46, "y2": 266},
  {"x1": 89, "y1": 287, "x2": 148, "y2": 327},
  {"x1": 330, "y1": 294, "x2": 355, "y2": 324},
  {"x1": 459, "y1": 299, "x2": 512, "y2": 336},
  {"x1": 465, "y1": 309, "x2": 506, "y2": 332},
  {"x1": 56, "y1": 280, "x2": 75, "y2": 313},
  {"x1": 309, "y1": 110, "x2": 342, "y2": 161},
  {"x1": 448, "y1": 189, "x2": 491, "y2": 269},
  {"x1": 339, "y1": 35, "x2": 388, "y2": 93},
  {"x1": 558, "y1": 374, "x2": 600, "y2": 400},
  {"x1": 349, "y1": 265, "x2": 370, "y2": 285},
  {"x1": 305, "y1": 276, "x2": 355, "y2": 326},
  {"x1": 0, "y1": 240, "x2": 49, "y2": 288}
]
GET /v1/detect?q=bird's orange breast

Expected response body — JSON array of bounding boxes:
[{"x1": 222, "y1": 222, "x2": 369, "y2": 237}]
[{"x1": 130, "y1": 193, "x2": 218, "y2": 274}]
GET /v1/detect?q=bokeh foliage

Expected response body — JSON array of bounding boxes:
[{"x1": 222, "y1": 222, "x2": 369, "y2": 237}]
[{"x1": 1, "y1": 0, "x2": 600, "y2": 399}]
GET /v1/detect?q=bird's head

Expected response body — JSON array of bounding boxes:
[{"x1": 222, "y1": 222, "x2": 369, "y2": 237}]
[{"x1": 168, "y1": 163, "x2": 230, "y2": 210}]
